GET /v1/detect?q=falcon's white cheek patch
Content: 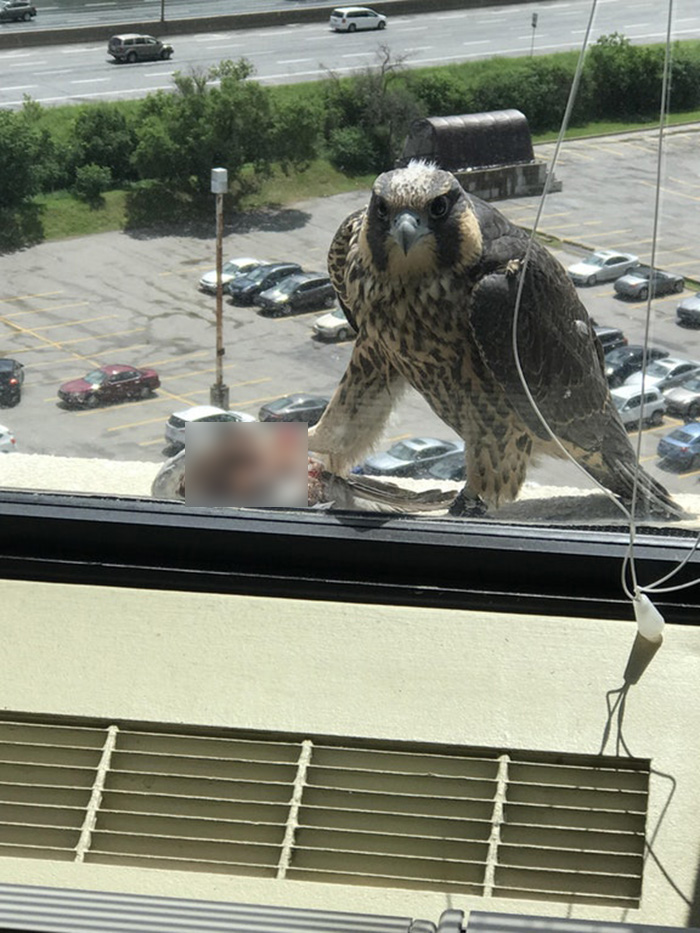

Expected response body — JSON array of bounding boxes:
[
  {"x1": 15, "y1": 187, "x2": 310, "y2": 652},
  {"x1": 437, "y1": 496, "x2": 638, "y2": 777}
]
[{"x1": 384, "y1": 234, "x2": 438, "y2": 281}]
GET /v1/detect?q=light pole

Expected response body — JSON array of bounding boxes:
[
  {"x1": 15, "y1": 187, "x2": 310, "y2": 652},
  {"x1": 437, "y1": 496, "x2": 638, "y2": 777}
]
[
  {"x1": 160, "y1": 0, "x2": 165, "y2": 23},
  {"x1": 530, "y1": 12, "x2": 538, "y2": 57},
  {"x1": 210, "y1": 167, "x2": 229, "y2": 409}
]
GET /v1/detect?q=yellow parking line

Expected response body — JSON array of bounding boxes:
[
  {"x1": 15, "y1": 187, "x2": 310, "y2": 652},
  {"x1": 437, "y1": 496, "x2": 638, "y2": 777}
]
[
  {"x1": 108, "y1": 414, "x2": 167, "y2": 432},
  {"x1": 680, "y1": 467, "x2": 700, "y2": 478},
  {"x1": 640, "y1": 179, "x2": 700, "y2": 202},
  {"x1": 386, "y1": 433, "x2": 411, "y2": 443},
  {"x1": 140, "y1": 350, "x2": 209, "y2": 368},
  {"x1": 93, "y1": 343, "x2": 150, "y2": 358},
  {"x1": 3, "y1": 301, "x2": 89, "y2": 319},
  {"x1": 60, "y1": 327, "x2": 146, "y2": 346},
  {"x1": 138, "y1": 438, "x2": 165, "y2": 447},
  {"x1": 182, "y1": 377, "x2": 272, "y2": 399},
  {"x1": 585, "y1": 228, "x2": 633, "y2": 239},
  {"x1": 639, "y1": 455, "x2": 657, "y2": 462},
  {"x1": 229, "y1": 393, "x2": 284, "y2": 409},
  {"x1": 0, "y1": 310, "x2": 101, "y2": 367},
  {"x1": 0, "y1": 290, "x2": 63, "y2": 303},
  {"x1": 161, "y1": 363, "x2": 237, "y2": 382},
  {"x1": 32, "y1": 314, "x2": 117, "y2": 333},
  {"x1": 670, "y1": 176, "x2": 700, "y2": 190}
]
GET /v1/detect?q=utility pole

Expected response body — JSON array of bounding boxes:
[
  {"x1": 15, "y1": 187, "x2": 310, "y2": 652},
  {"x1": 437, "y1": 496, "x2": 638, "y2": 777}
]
[
  {"x1": 160, "y1": 0, "x2": 165, "y2": 23},
  {"x1": 209, "y1": 168, "x2": 229, "y2": 409},
  {"x1": 530, "y1": 12, "x2": 538, "y2": 57}
]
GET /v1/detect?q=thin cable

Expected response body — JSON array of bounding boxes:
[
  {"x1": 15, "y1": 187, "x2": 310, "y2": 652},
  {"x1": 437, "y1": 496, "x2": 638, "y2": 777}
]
[{"x1": 510, "y1": 0, "x2": 632, "y2": 525}]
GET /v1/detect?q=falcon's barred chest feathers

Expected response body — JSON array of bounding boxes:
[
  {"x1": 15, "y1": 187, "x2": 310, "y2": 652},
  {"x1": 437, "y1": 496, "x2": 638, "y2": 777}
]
[{"x1": 311, "y1": 161, "x2": 681, "y2": 518}]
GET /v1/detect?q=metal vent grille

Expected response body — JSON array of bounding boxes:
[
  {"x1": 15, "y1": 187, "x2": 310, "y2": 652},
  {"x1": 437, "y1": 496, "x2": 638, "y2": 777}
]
[{"x1": 0, "y1": 718, "x2": 649, "y2": 906}]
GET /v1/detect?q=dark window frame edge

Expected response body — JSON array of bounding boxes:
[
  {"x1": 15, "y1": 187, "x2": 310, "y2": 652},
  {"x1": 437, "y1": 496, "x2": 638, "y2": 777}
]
[{"x1": 1, "y1": 489, "x2": 699, "y2": 623}]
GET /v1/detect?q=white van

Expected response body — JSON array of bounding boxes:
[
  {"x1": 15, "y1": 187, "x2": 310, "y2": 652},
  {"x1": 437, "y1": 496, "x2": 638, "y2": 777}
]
[{"x1": 330, "y1": 7, "x2": 387, "y2": 32}]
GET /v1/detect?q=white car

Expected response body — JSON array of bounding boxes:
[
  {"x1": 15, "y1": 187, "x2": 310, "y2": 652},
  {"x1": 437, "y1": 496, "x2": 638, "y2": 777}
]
[
  {"x1": 313, "y1": 307, "x2": 357, "y2": 342},
  {"x1": 567, "y1": 250, "x2": 639, "y2": 286},
  {"x1": 624, "y1": 358, "x2": 700, "y2": 391},
  {"x1": 165, "y1": 405, "x2": 256, "y2": 451},
  {"x1": 330, "y1": 6, "x2": 387, "y2": 31},
  {"x1": 611, "y1": 385, "x2": 665, "y2": 429},
  {"x1": 198, "y1": 257, "x2": 263, "y2": 294},
  {"x1": 0, "y1": 424, "x2": 16, "y2": 453}
]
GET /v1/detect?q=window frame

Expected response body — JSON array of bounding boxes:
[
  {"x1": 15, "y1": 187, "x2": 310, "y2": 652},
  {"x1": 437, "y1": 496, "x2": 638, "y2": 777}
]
[{"x1": 1, "y1": 489, "x2": 699, "y2": 623}]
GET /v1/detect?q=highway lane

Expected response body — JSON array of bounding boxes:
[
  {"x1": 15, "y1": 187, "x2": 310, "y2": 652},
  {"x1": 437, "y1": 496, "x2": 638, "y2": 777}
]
[{"x1": 1, "y1": 0, "x2": 699, "y2": 108}]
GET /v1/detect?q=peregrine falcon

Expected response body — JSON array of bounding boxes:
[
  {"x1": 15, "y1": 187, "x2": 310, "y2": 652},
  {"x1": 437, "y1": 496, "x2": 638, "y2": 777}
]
[{"x1": 309, "y1": 161, "x2": 681, "y2": 518}]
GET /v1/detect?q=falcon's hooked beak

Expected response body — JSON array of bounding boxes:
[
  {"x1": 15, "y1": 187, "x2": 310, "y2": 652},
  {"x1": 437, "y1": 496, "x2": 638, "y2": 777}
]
[{"x1": 390, "y1": 210, "x2": 429, "y2": 255}]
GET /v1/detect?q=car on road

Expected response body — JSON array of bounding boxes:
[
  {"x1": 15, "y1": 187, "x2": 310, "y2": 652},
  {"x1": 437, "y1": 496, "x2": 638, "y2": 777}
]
[
  {"x1": 313, "y1": 307, "x2": 357, "y2": 342},
  {"x1": 624, "y1": 357, "x2": 700, "y2": 392},
  {"x1": 567, "y1": 250, "x2": 639, "y2": 286},
  {"x1": 108, "y1": 34, "x2": 173, "y2": 63},
  {"x1": 165, "y1": 405, "x2": 256, "y2": 451},
  {"x1": 257, "y1": 273, "x2": 336, "y2": 317},
  {"x1": 227, "y1": 262, "x2": 302, "y2": 306},
  {"x1": 610, "y1": 385, "x2": 666, "y2": 429},
  {"x1": 330, "y1": 6, "x2": 387, "y2": 31},
  {"x1": 676, "y1": 291, "x2": 700, "y2": 327},
  {"x1": 662, "y1": 375, "x2": 700, "y2": 422},
  {"x1": 359, "y1": 437, "x2": 465, "y2": 478},
  {"x1": 604, "y1": 345, "x2": 669, "y2": 388},
  {"x1": 0, "y1": 359, "x2": 24, "y2": 407},
  {"x1": 199, "y1": 257, "x2": 263, "y2": 295},
  {"x1": 58, "y1": 363, "x2": 160, "y2": 408},
  {"x1": 0, "y1": 424, "x2": 16, "y2": 453},
  {"x1": 593, "y1": 325, "x2": 627, "y2": 353},
  {"x1": 427, "y1": 450, "x2": 466, "y2": 482},
  {"x1": 657, "y1": 422, "x2": 700, "y2": 471},
  {"x1": 0, "y1": 0, "x2": 36, "y2": 22},
  {"x1": 614, "y1": 266, "x2": 685, "y2": 300},
  {"x1": 258, "y1": 394, "x2": 329, "y2": 425}
]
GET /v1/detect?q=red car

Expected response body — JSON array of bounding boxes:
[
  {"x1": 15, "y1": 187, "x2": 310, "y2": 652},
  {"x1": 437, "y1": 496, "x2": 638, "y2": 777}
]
[{"x1": 58, "y1": 363, "x2": 160, "y2": 408}]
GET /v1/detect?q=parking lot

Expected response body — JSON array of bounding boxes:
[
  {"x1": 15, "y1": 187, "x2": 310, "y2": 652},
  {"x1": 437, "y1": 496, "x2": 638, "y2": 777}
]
[{"x1": 0, "y1": 128, "x2": 699, "y2": 497}]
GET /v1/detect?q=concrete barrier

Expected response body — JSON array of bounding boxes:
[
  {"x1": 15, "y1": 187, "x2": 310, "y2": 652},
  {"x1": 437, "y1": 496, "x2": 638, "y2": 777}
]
[{"x1": 0, "y1": 0, "x2": 537, "y2": 50}]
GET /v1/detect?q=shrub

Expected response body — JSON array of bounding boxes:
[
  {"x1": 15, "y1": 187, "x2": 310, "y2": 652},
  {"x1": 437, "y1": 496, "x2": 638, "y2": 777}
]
[
  {"x1": 72, "y1": 104, "x2": 136, "y2": 183},
  {"x1": 327, "y1": 126, "x2": 379, "y2": 175},
  {"x1": 73, "y1": 163, "x2": 112, "y2": 205}
]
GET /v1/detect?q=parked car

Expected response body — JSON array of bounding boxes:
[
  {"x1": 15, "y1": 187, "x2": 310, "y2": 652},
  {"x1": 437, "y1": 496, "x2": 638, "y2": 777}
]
[
  {"x1": 258, "y1": 273, "x2": 336, "y2": 317},
  {"x1": 0, "y1": 358, "x2": 24, "y2": 406},
  {"x1": 604, "y1": 345, "x2": 669, "y2": 388},
  {"x1": 58, "y1": 364, "x2": 160, "y2": 408},
  {"x1": 427, "y1": 450, "x2": 466, "y2": 482},
  {"x1": 663, "y1": 375, "x2": 700, "y2": 421},
  {"x1": 676, "y1": 291, "x2": 700, "y2": 327},
  {"x1": 227, "y1": 263, "x2": 302, "y2": 306},
  {"x1": 625, "y1": 357, "x2": 700, "y2": 392},
  {"x1": 313, "y1": 307, "x2": 357, "y2": 342},
  {"x1": 0, "y1": 424, "x2": 16, "y2": 453},
  {"x1": 165, "y1": 405, "x2": 256, "y2": 451},
  {"x1": 360, "y1": 438, "x2": 465, "y2": 478},
  {"x1": 199, "y1": 257, "x2": 263, "y2": 295},
  {"x1": 593, "y1": 326, "x2": 627, "y2": 354},
  {"x1": 108, "y1": 34, "x2": 173, "y2": 63},
  {"x1": 330, "y1": 6, "x2": 387, "y2": 31},
  {"x1": 614, "y1": 266, "x2": 685, "y2": 300},
  {"x1": 567, "y1": 250, "x2": 639, "y2": 286},
  {"x1": 610, "y1": 385, "x2": 666, "y2": 429},
  {"x1": 0, "y1": 0, "x2": 36, "y2": 22},
  {"x1": 258, "y1": 394, "x2": 329, "y2": 425},
  {"x1": 657, "y1": 422, "x2": 700, "y2": 470}
]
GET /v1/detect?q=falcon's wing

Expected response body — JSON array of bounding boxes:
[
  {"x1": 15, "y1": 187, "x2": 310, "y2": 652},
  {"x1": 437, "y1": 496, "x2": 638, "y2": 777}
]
[
  {"x1": 469, "y1": 239, "x2": 610, "y2": 450},
  {"x1": 328, "y1": 206, "x2": 366, "y2": 332}
]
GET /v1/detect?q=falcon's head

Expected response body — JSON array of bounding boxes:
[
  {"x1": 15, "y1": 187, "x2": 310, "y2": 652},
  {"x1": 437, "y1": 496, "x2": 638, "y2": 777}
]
[{"x1": 362, "y1": 161, "x2": 483, "y2": 280}]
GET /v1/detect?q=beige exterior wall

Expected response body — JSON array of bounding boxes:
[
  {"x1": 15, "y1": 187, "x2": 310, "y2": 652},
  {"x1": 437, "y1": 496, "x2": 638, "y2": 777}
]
[{"x1": 0, "y1": 577, "x2": 699, "y2": 925}]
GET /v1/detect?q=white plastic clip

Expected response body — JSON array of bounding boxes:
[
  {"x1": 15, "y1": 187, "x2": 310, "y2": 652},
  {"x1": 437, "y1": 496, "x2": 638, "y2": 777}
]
[{"x1": 633, "y1": 590, "x2": 665, "y2": 643}]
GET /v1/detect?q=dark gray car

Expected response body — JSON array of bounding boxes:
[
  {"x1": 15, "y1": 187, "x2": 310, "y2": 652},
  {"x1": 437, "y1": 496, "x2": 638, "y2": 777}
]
[
  {"x1": 676, "y1": 291, "x2": 700, "y2": 327},
  {"x1": 108, "y1": 34, "x2": 173, "y2": 63},
  {"x1": 360, "y1": 437, "x2": 465, "y2": 478},
  {"x1": 663, "y1": 376, "x2": 700, "y2": 421},
  {"x1": 0, "y1": 0, "x2": 36, "y2": 21}
]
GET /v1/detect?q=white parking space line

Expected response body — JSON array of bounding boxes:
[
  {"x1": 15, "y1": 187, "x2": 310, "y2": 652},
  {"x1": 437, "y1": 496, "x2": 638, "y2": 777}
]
[
  {"x1": 3, "y1": 85, "x2": 37, "y2": 92},
  {"x1": 9, "y1": 61, "x2": 45, "y2": 68},
  {"x1": 278, "y1": 58, "x2": 313, "y2": 64},
  {"x1": 463, "y1": 40, "x2": 491, "y2": 46},
  {"x1": 36, "y1": 69, "x2": 72, "y2": 76},
  {"x1": 61, "y1": 47, "x2": 102, "y2": 53},
  {"x1": 71, "y1": 78, "x2": 110, "y2": 85},
  {"x1": 341, "y1": 52, "x2": 375, "y2": 58}
]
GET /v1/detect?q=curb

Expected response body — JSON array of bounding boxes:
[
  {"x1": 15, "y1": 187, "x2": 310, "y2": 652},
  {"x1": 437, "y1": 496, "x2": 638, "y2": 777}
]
[{"x1": 0, "y1": 0, "x2": 537, "y2": 50}]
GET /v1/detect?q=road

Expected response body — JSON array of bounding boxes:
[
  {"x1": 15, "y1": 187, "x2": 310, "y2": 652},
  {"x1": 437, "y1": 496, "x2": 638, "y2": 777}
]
[
  {"x1": 1, "y1": 0, "x2": 699, "y2": 108},
  {"x1": 0, "y1": 130, "x2": 699, "y2": 504}
]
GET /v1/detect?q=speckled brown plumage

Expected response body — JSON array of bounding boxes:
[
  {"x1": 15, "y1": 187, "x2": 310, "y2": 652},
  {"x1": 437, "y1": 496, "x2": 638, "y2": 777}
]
[{"x1": 311, "y1": 162, "x2": 682, "y2": 518}]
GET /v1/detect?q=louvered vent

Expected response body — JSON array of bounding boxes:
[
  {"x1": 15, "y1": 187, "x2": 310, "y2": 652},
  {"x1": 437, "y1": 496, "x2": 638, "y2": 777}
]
[{"x1": 0, "y1": 718, "x2": 649, "y2": 906}]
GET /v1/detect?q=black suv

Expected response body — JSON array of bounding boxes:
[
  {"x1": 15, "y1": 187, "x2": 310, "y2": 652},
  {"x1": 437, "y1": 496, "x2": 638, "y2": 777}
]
[
  {"x1": 257, "y1": 273, "x2": 336, "y2": 317},
  {"x1": 0, "y1": 0, "x2": 36, "y2": 21},
  {"x1": 0, "y1": 359, "x2": 24, "y2": 406},
  {"x1": 108, "y1": 34, "x2": 173, "y2": 63},
  {"x1": 227, "y1": 262, "x2": 302, "y2": 306},
  {"x1": 593, "y1": 325, "x2": 627, "y2": 354}
]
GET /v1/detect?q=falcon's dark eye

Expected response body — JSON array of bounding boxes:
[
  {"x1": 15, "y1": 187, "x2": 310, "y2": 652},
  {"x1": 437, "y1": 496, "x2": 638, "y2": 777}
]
[
  {"x1": 429, "y1": 195, "x2": 450, "y2": 219},
  {"x1": 375, "y1": 197, "x2": 389, "y2": 220}
]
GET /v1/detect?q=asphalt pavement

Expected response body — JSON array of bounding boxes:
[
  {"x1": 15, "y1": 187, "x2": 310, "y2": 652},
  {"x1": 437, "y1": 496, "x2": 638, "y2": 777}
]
[
  {"x1": 1, "y1": 129, "x2": 699, "y2": 500},
  {"x1": 1, "y1": 0, "x2": 699, "y2": 108}
]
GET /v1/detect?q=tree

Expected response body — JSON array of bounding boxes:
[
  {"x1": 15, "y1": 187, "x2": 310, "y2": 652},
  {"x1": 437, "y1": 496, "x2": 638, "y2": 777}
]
[
  {"x1": 73, "y1": 163, "x2": 112, "y2": 206},
  {"x1": 72, "y1": 104, "x2": 136, "y2": 183},
  {"x1": 0, "y1": 110, "x2": 43, "y2": 210}
]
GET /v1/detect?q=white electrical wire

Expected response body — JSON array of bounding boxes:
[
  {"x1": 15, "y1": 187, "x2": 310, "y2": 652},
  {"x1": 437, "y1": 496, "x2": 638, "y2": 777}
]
[{"x1": 510, "y1": 0, "x2": 700, "y2": 606}]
